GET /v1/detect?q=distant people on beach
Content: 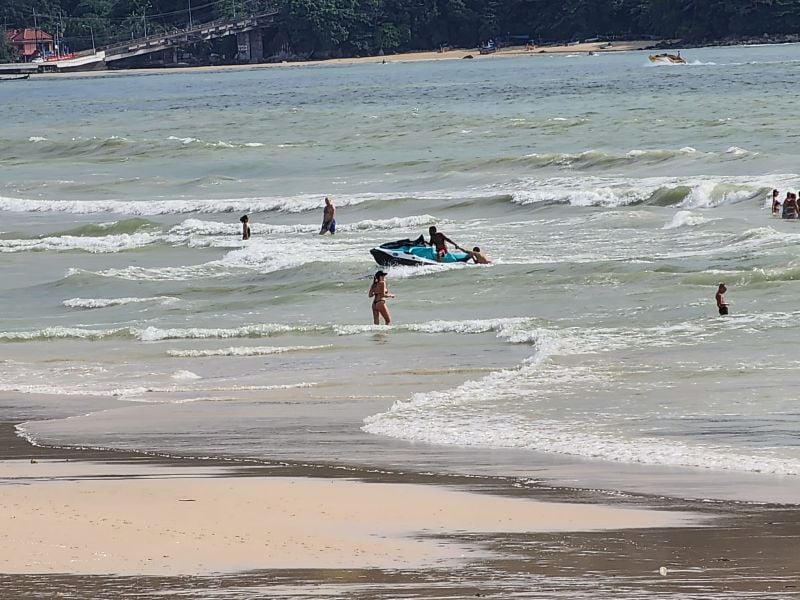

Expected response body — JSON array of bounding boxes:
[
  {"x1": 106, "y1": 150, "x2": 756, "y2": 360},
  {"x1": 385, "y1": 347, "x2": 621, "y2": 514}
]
[
  {"x1": 771, "y1": 189, "x2": 781, "y2": 215},
  {"x1": 715, "y1": 283, "x2": 729, "y2": 316},
  {"x1": 369, "y1": 270, "x2": 394, "y2": 325},
  {"x1": 456, "y1": 245, "x2": 492, "y2": 264},
  {"x1": 320, "y1": 197, "x2": 336, "y2": 235},
  {"x1": 782, "y1": 192, "x2": 798, "y2": 219},
  {"x1": 427, "y1": 226, "x2": 458, "y2": 261},
  {"x1": 240, "y1": 215, "x2": 251, "y2": 240}
]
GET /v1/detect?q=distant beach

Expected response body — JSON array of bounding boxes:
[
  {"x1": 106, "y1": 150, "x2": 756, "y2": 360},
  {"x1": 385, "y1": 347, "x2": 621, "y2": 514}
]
[{"x1": 33, "y1": 40, "x2": 660, "y2": 79}]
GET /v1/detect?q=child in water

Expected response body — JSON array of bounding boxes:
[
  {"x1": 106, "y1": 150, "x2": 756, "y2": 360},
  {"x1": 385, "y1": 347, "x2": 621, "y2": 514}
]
[{"x1": 715, "y1": 283, "x2": 728, "y2": 316}]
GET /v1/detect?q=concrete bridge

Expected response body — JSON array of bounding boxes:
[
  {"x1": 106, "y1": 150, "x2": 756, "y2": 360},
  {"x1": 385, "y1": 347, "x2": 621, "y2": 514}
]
[{"x1": 6, "y1": 10, "x2": 279, "y2": 73}]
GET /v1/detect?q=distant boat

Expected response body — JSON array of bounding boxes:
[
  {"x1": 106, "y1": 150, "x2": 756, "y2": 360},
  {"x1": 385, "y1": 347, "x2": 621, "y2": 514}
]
[
  {"x1": 479, "y1": 40, "x2": 497, "y2": 55},
  {"x1": 648, "y1": 53, "x2": 686, "y2": 65},
  {"x1": 0, "y1": 74, "x2": 30, "y2": 81}
]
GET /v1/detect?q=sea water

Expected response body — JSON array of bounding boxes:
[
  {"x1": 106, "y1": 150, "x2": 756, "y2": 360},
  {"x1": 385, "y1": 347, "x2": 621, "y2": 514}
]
[{"x1": 2, "y1": 44, "x2": 800, "y2": 503}]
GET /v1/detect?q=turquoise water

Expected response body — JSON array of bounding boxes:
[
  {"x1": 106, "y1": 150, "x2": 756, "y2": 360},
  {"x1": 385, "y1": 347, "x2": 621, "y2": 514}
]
[{"x1": 2, "y1": 45, "x2": 800, "y2": 503}]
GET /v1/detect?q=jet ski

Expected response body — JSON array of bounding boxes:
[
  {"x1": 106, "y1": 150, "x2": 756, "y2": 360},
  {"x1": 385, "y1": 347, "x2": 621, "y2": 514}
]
[{"x1": 370, "y1": 235, "x2": 471, "y2": 266}]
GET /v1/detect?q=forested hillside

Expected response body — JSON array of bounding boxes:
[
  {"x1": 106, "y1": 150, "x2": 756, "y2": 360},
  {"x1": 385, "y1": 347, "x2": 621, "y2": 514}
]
[{"x1": 3, "y1": 0, "x2": 800, "y2": 59}]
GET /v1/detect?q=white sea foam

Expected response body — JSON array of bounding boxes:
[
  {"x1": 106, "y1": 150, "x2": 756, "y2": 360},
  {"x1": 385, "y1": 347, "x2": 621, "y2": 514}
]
[
  {"x1": 367, "y1": 390, "x2": 800, "y2": 475},
  {"x1": 28, "y1": 136, "x2": 48, "y2": 142},
  {"x1": 137, "y1": 323, "x2": 306, "y2": 341},
  {"x1": 0, "y1": 232, "x2": 162, "y2": 253},
  {"x1": 0, "y1": 326, "x2": 131, "y2": 341},
  {"x1": 0, "y1": 381, "x2": 316, "y2": 400},
  {"x1": 663, "y1": 210, "x2": 709, "y2": 229},
  {"x1": 0, "y1": 193, "x2": 373, "y2": 215},
  {"x1": 678, "y1": 181, "x2": 759, "y2": 209},
  {"x1": 171, "y1": 370, "x2": 201, "y2": 380},
  {"x1": 363, "y1": 323, "x2": 800, "y2": 476},
  {"x1": 725, "y1": 146, "x2": 756, "y2": 156},
  {"x1": 166, "y1": 344, "x2": 332, "y2": 357},
  {"x1": 63, "y1": 296, "x2": 179, "y2": 309},
  {"x1": 170, "y1": 214, "x2": 439, "y2": 237},
  {"x1": 75, "y1": 263, "x2": 236, "y2": 281}
]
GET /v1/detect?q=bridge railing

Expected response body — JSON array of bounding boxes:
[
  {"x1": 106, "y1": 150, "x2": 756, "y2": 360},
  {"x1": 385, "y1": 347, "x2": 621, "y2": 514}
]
[{"x1": 99, "y1": 9, "x2": 279, "y2": 56}]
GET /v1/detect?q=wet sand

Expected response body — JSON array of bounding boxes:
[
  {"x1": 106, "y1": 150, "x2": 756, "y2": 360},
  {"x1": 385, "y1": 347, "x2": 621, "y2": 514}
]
[{"x1": 1, "y1": 422, "x2": 798, "y2": 597}]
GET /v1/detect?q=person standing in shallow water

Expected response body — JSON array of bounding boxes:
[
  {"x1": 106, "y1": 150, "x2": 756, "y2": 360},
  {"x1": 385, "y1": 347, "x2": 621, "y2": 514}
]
[
  {"x1": 320, "y1": 197, "x2": 336, "y2": 235},
  {"x1": 771, "y1": 189, "x2": 781, "y2": 215},
  {"x1": 369, "y1": 270, "x2": 394, "y2": 325},
  {"x1": 240, "y1": 215, "x2": 251, "y2": 240},
  {"x1": 716, "y1": 283, "x2": 729, "y2": 316}
]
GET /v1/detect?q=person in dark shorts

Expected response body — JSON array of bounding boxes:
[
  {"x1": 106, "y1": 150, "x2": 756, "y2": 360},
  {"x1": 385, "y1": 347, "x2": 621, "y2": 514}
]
[
  {"x1": 320, "y1": 197, "x2": 336, "y2": 234},
  {"x1": 771, "y1": 189, "x2": 781, "y2": 215},
  {"x1": 240, "y1": 215, "x2": 251, "y2": 240},
  {"x1": 715, "y1": 283, "x2": 728, "y2": 316}
]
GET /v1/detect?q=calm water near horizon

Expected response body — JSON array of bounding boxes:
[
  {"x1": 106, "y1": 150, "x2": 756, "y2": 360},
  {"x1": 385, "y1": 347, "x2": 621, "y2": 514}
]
[{"x1": 2, "y1": 44, "x2": 800, "y2": 504}]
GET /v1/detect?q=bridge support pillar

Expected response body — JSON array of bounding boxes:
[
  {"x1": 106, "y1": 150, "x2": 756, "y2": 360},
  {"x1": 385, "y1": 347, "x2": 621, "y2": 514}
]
[{"x1": 236, "y1": 30, "x2": 264, "y2": 63}]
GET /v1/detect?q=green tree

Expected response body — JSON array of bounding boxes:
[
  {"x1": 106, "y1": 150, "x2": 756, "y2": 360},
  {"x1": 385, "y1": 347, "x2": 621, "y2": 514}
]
[{"x1": 0, "y1": 30, "x2": 16, "y2": 61}]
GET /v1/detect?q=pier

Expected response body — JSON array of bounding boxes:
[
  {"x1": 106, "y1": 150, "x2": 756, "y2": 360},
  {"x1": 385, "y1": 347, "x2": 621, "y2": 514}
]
[{"x1": 0, "y1": 9, "x2": 279, "y2": 74}]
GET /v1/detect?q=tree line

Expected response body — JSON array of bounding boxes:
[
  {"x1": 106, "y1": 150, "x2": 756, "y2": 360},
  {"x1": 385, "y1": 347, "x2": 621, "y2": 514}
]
[{"x1": 3, "y1": 0, "x2": 800, "y2": 61}]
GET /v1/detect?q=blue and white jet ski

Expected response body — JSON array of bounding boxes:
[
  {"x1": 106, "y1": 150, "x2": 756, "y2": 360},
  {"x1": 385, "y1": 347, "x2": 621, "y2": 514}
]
[{"x1": 370, "y1": 235, "x2": 471, "y2": 266}]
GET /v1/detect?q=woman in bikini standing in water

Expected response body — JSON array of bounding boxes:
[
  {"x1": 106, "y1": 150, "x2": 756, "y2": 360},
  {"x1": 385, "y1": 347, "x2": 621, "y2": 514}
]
[{"x1": 369, "y1": 270, "x2": 395, "y2": 325}]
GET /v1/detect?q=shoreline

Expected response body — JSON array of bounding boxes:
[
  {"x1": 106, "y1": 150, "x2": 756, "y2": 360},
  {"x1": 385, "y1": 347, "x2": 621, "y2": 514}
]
[
  {"x1": 29, "y1": 40, "x2": 660, "y2": 80},
  {"x1": 2, "y1": 421, "x2": 799, "y2": 595}
]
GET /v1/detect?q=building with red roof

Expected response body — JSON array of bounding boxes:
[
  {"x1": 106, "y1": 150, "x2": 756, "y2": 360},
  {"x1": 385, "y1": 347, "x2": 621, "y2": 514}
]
[{"x1": 6, "y1": 28, "x2": 55, "y2": 61}]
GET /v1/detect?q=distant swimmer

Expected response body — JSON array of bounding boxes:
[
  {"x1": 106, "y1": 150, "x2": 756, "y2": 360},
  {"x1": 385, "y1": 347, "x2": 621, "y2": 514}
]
[
  {"x1": 320, "y1": 196, "x2": 336, "y2": 235},
  {"x1": 771, "y1": 189, "x2": 781, "y2": 215},
  {"x1": 240, "y1": 215, "x2": 251, "y2": 240},
  {"x1": 428, "y1": 226, "x2": 458, "y2": 262},
  {"x1": 456, "y1": 245, "x2": 492, "y2": 264},
  {"x1": 782, "y1": 192, "x2": 798, "y2": 219},
  {"x1": 715, "y1": 283, "x2": 729, "y2": 316},
  {"x1": 368, "y1": 270, "x2": 394, "y2": 325}
]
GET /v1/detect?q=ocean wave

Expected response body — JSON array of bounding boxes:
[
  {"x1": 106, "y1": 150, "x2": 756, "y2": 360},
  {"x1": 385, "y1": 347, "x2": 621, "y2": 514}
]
[
  {"x1": 66, "y1": 263, "x2": 236, "y2": 281},
  {"x1": 366, "y1": 387, "x2": 800, "y2": 475},
  {"x1": 0, "y1": 326, "x2": 134, "y2": 342},
  {"x1": 54, "y1": 218, "x2": 160, "y2": 237},
  {"x1": 138, "y1": 323, "x2": 308, "y2": 341},
  {"x1": 0, "y1": 318, "x2": 542, "y2": 344},
  {"x1": 166, "y1": 344, "x2": 332, "y2": 357},
  {"x1": 3, "y1": 135, "x2": 266, "y2": 162},
  {"x1": 509, "y1": 176, "x2": 772, "y2": 208},
  {"x1": 678, "y1": 181, "x2": 760, "y2": 208},
  {"x1": 663, "y1": 210, "x2": 710, "y2": 229},
  {"x1": 2, "y1": 381, "x2": 317, "y2": 400},
  {"x1": 170, "y1": 214, "x2": 439, "y2": 237},
  {"x1": 0, "y1": 193, "x2": 373, "y2": 216},
  {"x1": 363, "y1": 322, "x2": 800, "y2": 476},
  {"x1": 63, "y1": 296, "x2": 180, "y2": 309},
  {"x1": 166, "y1": 135, "x2": 264, "y2": 149},
  {"x1": 0, "y1": 232, "x2": 162, "y2": 253},
  {"x1": 521, "y1": 147, "x2": 707, "y2": 171}
]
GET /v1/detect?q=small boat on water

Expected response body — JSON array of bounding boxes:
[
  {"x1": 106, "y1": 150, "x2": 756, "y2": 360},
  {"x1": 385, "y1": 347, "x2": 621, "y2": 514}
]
[
  {"x1": 0, "y1": 74, "x2": 30, "y2": 81},
  {"x1": 648, "y1": 52, "x2": 686, "y2": 65},
  {"x1": 370, "y1": 236, "x2": 471, "y2": 267}
]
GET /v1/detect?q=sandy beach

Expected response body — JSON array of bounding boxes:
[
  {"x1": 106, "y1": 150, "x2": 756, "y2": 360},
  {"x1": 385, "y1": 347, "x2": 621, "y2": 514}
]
[
  {"x1": 34, "y1": 39, "x2": 660, "y2": 79},
  {"x1": 1, "y1": 423, "x2": 799, "y2": 597},
  {"x1": 0, "y1": 458, "x2": 694, "y2": 575}
]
